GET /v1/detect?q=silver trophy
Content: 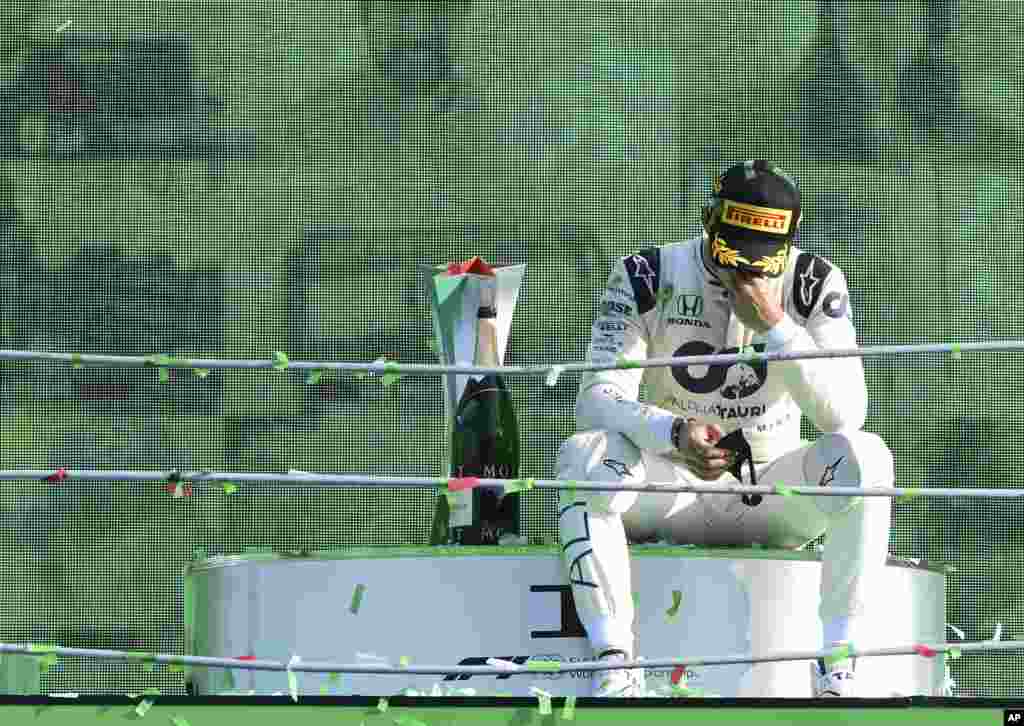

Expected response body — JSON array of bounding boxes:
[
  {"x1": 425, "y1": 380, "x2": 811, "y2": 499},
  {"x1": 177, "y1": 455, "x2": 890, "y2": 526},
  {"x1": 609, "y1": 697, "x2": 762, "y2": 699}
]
[{"x1": 421, "y1": 258, "x2": 525, "y2": 545}]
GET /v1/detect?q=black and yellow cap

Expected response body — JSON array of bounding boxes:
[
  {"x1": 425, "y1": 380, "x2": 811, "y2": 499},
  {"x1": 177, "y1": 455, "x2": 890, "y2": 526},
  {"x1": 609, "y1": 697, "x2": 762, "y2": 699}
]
[{"x1": 705, "y1": 160, "x2": 801, "y2": 278}]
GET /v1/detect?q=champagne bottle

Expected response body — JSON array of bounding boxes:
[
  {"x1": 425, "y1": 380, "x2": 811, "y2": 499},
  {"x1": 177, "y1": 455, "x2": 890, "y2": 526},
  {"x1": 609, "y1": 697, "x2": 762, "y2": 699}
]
[{"x1": 431, "y1": 302, "x2": 521, "y2": 545}]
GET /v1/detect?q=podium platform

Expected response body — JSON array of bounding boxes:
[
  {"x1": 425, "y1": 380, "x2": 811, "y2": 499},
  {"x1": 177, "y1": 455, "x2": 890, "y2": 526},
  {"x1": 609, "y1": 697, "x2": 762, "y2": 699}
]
[{"x1": 183, "y1": 546, "x2": 946, "y2": 697}]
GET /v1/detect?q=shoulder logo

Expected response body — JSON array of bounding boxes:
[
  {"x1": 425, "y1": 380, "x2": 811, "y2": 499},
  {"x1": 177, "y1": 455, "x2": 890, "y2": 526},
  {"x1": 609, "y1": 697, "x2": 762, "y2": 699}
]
[
  {"x1": 623, "y1": 248, "x2": 660, "y2": 315},
  {"x1": 627, "y1": 254, "x2": 657, "y2": 297},
  {"x1": 792, "y1": 253, "x2": 832, "y2": 320},
  {"x1": 799, "y1": 265, "x2": 820, "y2": 308}
]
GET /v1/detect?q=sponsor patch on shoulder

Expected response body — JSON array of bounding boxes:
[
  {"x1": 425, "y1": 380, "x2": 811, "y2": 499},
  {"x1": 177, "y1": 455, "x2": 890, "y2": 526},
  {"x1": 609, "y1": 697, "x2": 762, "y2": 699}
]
[
  {"x1": 623, "y1": 249, "x2": 660, "y2": 315},
  {"x1": 792, "y1": 252, "x2": 833, "y2": 320}
]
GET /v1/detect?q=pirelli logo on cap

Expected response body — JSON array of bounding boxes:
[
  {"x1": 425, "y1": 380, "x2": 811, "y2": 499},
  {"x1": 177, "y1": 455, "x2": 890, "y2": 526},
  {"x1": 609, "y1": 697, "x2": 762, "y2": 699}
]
[{"x1": 722, "y1": 200, "x2": 793, "y2": 235}]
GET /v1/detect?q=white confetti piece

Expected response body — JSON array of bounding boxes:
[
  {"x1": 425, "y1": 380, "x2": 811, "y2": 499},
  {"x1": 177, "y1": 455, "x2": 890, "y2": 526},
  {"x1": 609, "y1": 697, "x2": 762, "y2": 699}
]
[
  {"x1": 55, "y1": 19, "x2": 73, "y2": 33},
  {"x1": 530, "y1": 686, "x2": 552, "y2": 715},
  {"x1": 946, "y1": 623, "x2": 965, "y2": 640},
  {"x1": 992, "y1": 623, "x2": 1003, "y2": 643},
  {"x1": 287, "y1": 654, "x2": 301, "y2": 702},
  {"x1": 545, "y1": 365, "x2": 565, "y2": 387},
  {"x1": 135, "y1": 699, "x2": 154, "y2": 718},
  {"x1": 486, "y1": 658, "x2": 522, "y2": 671}
]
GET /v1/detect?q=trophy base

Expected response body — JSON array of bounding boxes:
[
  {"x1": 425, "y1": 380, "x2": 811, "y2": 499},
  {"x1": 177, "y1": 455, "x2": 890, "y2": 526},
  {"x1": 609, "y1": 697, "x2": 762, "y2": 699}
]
[{"x1": 431, "y1": 489, "x2": 520, "y2": 546}]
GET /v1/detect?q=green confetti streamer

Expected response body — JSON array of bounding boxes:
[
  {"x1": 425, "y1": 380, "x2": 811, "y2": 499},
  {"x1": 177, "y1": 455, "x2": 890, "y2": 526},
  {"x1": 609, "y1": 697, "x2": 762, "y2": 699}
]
[
  {"x1": 399, "y1": 656, "x2": 410, "y2": 668},
  {"x1": 533, "y1": 689, "x2": 552, "y2": 716},
  {"x1": 168, "y1": 662, "x2": 185, "y2": 673},
  {"x1": 272, "y1": 351, "x2": 289, "y2": 371},
  {"x1": 127, "y1": 651, "x2": 156, "y2": 672},
  {"x1": 527, "y1": 660, "x2": 561, "y2": 672},
  {"x1": 71, "y1": 353, "x2": 82, "y2": 369},
  {"x1": 947, "y1": 647, "x2": 962, "y2": 660},
  {"x1": 377, "y1": 696, "x2": 389, "y2": 713},
  {"x1": 504, "y1": 479, "x2": 535, "y2": 494},
  {"x1": 616, "y1": 354, "x2": 640, "y2": 369},
  {"x1": 561, "y1": 694, "x2": 577, "y2": 720},
  {"x1": 287, "y1": 669, "x2": 298, "y2": 702},
  {"x1": 159, "y1": 367, "x2": 170, "y2": 384},
  {"x1": 632, "y1": 592, "x2": 639, "y2": 609},
  {"x1": 35, "y1": 652, "x2": 58, "y2": 674},
  {"x1": 223, "y1": 482, "x2": 239, "y2": 495},
  {"x1": 135, "y1": 699, "x2": 154, "y2": 718},
  {"x1": 193, "y1": 368, "x2": 210, "y2": 379},
  {"x1": 775, "y1": 482, "x2": 795, "y2": 497},
  {"x1": 149, "y1": 354, "x2": 175, "y2": 368},
  {"x1": 328, "y1": 672, "x2": 340, "y2": 685},
  {"x1": 319, "y1": 684, "x2": 328, "y2": 696},
  {"x1": 222, "y1": 669, "x2": 236, "y2": 691},
  {"x1": 171, "y1": 717, "x2": 191, "y2": 726},
  {"x1": 350, "y1": 584, "x2": 367, "y2": 614},
  {"x1": 824, "y1": 643, "x2": 851, "y2": 666},
  {"x1": 897, "y1": 488, "x2": 922, "y2": 504},
  {"x1": 666, "y1": 590, "x2": 682, "y2": 621},
  {"x1": 740, "y1": 346, "x2": 759, "y2": 362},
  {"x1": 381, "y1": 361, "x2": 401, "y2": 387},
  {"x1": 950, "y1": 344, "x2": 962, "y2": 361},
  {"x1": 305, "y1": 369, "x2": 323, "y2": 385}
]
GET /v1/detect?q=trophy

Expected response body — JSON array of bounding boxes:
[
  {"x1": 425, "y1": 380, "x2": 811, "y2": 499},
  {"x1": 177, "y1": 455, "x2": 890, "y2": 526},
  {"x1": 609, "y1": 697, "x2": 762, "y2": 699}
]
[{"x1": 421, "y1": 257, "x2": 525, "y2": 546}]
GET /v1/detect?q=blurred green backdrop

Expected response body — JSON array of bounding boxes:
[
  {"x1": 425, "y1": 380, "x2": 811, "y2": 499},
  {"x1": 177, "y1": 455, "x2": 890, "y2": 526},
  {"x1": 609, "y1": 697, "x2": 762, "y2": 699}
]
[{"x1": 0, "y1": 0, "x2": 1021, "y2": 697}]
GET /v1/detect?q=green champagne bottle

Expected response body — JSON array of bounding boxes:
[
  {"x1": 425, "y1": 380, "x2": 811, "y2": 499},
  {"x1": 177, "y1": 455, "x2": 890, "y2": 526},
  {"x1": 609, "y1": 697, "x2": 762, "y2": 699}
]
[{"x1": 431, "y1": 303, "x2": 521, "y2": 545}]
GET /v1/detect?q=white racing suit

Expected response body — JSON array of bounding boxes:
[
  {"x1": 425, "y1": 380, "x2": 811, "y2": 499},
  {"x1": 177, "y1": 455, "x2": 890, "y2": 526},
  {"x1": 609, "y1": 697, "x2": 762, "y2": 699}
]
[{"x1": 558, "y1": 236, "x2": 894, "y2": 662}]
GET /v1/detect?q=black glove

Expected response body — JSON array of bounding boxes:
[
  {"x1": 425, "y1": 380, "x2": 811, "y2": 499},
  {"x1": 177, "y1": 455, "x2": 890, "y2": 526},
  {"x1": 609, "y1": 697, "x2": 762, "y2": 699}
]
[{"x1": 715, "y1": 429, "x2": 761, "y2": 507}]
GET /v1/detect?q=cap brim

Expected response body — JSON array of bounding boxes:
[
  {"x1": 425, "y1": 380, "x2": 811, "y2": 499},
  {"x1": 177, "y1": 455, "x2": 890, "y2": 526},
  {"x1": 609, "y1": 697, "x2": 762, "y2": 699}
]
[{"x1": 710, "y1": 229, "x2": 790, "y2": 277}]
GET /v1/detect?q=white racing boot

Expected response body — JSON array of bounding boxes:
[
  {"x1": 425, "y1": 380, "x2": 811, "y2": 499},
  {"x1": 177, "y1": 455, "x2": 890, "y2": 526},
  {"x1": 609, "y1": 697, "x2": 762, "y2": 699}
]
[
  {"x1": 811, "y1": 656, "x2": 857, "y2": 697},
  {"x1": 592, "y1": 649, "x2": 645, "y2": 698}
]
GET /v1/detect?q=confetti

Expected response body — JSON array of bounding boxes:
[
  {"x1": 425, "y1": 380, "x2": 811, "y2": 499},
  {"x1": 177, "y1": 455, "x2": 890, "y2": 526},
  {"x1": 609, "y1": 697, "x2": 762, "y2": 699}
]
[
  {"x1": 44, "y1": 468, "x2": 68, "y2": 482},
  {"x1": 170, "y1": 717, "x2": 191, "y2": 726},
  {"x1": 824, "y1": 643, "x2": 851, "y2": 665},
  {"x1": 377, "y1": 697, "x2": 389, "y2": 713},
  {"x1": 950, "y1": 345, "x2": 962, "y2": 361},
  {"x1": 350, "y1": 584, "x2": 367, "y2": 614},
  {"x1": 71, "y1": 353, "x2": 82, "y2": 369},
  {"x1": 670, "y1": 665, "x2": 687, "y2": 685},
  {"x1": 223, "y1": 482, "x2": 239, "y2": 495},
  {"x1": 665, "y1": 590, "x2": 683, "y2": 621},
  {"x1": 775, "y1": 483, "x2": 795, "y2": 497},
  {"x1": 381, "y1": 362, "x2": 402, "y2": 387},
  {"x1": 946, "y1": 648, "x2": 962, "y2": 661},
  {"x1": 287, "y1": 655, "x2": 301, "y2": 702},
  {"x1": 561, "y1": 695, "x2": 577, "y2": 720},
  {"x1": 615, "y1": 354, "x2": 640, "y2": 369},
  {"x1": 193, "y1": 368, "x2": 210, "y2": 379},
  {"x1": 134, "y1": 699, "x2": 154, "y2": 718},
  {"x1": 272, "y1": 351, "x2": 289, "y2": 371},
  {"x1": 897, "y1": 487, "x2": 921, "y2": 504},
  {"x1": 913, "y1": 644, "x2": 938, "y2": 658},
  {"x1": 530, "y1": 687, "x2": 552, "y2": 715},
  {"x1": 545, "y1": 365, "x2": 565, "y2": 387},
  {"x1": 527, "y1": 660, "x2": 561, "y2": 672},
  {"x1": 447, "y1": 477, "x2": 481, "y2": 492},
  {"x1": 305, "y1": 369, "x2": 323, "y2": 385},
  {"x1": 992, "y1": 623, "x2": 1003, "y2": 643},
  {"x1": 946, "y1": 623, "x2": 965, "y2": 640},
  {"x1": 504, "y1": 479, "x2": 535, "y2": 494},
  {"x1": 485, "y1": 658, "x2": 521, "y2": 672}
]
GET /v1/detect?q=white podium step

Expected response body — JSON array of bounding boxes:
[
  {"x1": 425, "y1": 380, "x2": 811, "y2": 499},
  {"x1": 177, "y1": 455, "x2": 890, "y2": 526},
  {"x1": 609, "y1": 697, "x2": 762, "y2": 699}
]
[{"x1": 183, "y1": 546, "x2": 946, "y2": 697}]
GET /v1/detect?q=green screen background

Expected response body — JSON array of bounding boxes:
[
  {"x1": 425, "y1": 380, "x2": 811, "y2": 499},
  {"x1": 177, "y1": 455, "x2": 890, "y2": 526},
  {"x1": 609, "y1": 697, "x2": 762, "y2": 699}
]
[{"x1": 0, "y1": 0, "x2": 1021, "y2": 698}]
